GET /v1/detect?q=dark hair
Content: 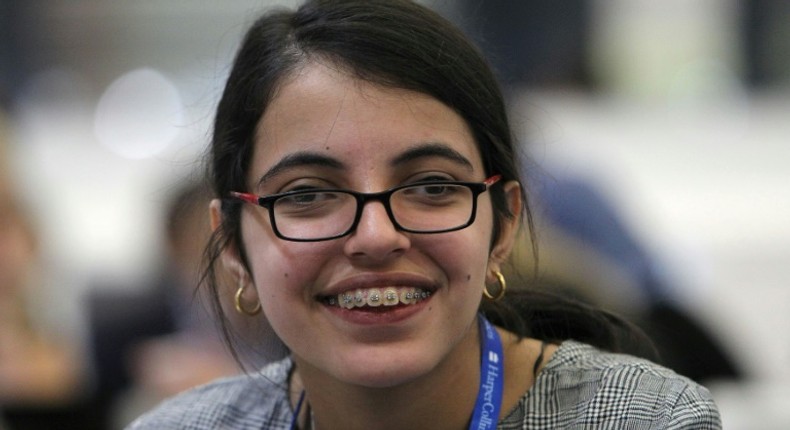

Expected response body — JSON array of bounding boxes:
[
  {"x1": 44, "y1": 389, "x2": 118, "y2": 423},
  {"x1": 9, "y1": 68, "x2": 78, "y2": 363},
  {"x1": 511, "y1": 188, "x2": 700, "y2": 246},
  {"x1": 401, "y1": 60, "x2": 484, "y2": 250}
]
[{"x1": 203, "y1": 0, "x2": 655, "y2": 364}]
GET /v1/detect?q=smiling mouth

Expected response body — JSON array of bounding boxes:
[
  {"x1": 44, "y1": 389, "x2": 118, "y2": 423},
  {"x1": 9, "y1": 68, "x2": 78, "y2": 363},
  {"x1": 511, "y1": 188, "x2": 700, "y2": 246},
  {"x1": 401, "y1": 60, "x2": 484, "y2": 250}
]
[{"x1": 320, "y1": 287, "x2": 432, "y2": 309}]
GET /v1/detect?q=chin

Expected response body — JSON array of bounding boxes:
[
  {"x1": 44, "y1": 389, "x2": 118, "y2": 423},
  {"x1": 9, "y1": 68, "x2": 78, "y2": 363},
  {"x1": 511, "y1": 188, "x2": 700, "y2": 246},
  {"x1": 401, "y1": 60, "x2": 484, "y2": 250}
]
[
  {"x1": 329, "y1": 345, "x2": 441, "y2": 389},
  {"x1": 337, "y1": 362, "x2": 430, "y2": 389}
]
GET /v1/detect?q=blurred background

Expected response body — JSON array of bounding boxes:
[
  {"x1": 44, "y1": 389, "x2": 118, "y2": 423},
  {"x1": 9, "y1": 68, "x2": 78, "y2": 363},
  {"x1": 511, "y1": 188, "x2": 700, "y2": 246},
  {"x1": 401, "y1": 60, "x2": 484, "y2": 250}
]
[{"x1": 0, "y1": 0, "x2": 788, "y2": 428}]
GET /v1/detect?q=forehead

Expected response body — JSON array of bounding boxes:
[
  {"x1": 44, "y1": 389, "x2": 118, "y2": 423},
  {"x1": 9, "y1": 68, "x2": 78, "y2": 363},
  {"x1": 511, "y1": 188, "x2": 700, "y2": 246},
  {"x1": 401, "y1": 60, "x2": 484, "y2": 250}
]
[{"x1": 250, "y1": 62, "x2": 483, "y2": 182}]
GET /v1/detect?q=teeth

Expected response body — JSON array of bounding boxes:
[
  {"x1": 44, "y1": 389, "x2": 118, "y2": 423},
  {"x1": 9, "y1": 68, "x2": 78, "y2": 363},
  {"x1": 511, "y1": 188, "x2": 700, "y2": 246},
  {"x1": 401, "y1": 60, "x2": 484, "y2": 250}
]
[
  {"x1": 400, "y1": 289, "x2": 413, "y2": 305},
  {"x1": 354, "y1": 291, "x2": 365, "y2": 307},
  {"x1": 341, "y1": 293, "x2": 355, "y2": 309},
  {"x1": 383, "y1": 288, "x2": 399, "y2": 306},
  {"x1": 332, "y1": 287, "x2": 431, "y2": 308},
  {"x1": 366, "y1": 288, "x2": 382, "y2": 307}
]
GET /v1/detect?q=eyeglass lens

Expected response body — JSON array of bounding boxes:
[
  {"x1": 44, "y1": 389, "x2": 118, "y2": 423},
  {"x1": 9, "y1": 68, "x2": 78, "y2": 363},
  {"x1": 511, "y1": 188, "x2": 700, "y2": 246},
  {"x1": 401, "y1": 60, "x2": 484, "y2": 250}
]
[{"x1": 273, "y1": 183, "x2": 475, "y2": 240}]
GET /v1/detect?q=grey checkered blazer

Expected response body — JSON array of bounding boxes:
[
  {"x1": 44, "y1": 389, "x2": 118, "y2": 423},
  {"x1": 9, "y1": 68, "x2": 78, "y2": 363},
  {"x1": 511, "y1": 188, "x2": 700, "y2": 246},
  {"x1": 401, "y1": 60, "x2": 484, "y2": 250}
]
[{"x1": 127, "y1": 340, "x2": 721, "y2": 429}]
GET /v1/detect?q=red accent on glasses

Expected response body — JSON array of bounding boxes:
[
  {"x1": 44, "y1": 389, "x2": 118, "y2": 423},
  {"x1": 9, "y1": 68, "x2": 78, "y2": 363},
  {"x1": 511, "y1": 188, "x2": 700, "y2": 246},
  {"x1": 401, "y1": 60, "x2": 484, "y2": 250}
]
[
  {"x1": 484, "y1": 175, "x2": 502, "y2": 187},
  {"x1": 230, "y1": 191, "x2": 259, "y2": 204}
]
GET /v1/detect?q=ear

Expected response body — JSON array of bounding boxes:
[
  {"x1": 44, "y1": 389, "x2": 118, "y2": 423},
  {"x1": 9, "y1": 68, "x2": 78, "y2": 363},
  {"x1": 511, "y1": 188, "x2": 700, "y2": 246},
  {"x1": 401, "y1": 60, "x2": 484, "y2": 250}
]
[
  {"x1": 209, "y1": 198, "x2": 248, "y2": 283},
  {"x1": 487, "y1": 180, "x2": 522, "y2": 278}
]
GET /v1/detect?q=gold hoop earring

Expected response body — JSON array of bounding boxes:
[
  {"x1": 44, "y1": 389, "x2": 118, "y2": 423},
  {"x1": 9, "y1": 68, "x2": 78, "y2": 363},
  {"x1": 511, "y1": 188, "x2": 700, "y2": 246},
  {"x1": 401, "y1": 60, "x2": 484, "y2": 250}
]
[
  {"x1": 234, "y1": 279, "x2": 261, "y2": 316},
  {"x1": 483, "y1": 271, "x2": 507, "y2": 301}
]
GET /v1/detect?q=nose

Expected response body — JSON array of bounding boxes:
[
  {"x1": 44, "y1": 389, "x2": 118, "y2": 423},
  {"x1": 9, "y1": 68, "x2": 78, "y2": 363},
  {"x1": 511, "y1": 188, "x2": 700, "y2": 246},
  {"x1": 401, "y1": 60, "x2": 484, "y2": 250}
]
[{"x1": 343, "y1": 199, "x2": 410, "y2": 264}]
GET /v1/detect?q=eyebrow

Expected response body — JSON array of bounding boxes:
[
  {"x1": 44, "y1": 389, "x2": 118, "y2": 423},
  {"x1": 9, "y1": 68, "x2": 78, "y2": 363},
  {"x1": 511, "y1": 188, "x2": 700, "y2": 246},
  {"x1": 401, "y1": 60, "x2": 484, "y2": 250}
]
[
  {"x1": 256, "y1": 142, "x2": 474, "y2": 187},
  {"x1": 256, "y1": 151, "x2": 345, "y2": 187},
  {"x1": 390, "y1": 142, "x2": 474, "y2": 171}
]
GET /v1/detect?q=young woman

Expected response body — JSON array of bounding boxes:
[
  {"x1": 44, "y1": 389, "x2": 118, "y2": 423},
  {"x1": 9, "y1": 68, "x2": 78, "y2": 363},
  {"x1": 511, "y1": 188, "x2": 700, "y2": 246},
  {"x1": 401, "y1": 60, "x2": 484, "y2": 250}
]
[{"x1": 129, "y1": 1, "x2": 720, "y2": 428}]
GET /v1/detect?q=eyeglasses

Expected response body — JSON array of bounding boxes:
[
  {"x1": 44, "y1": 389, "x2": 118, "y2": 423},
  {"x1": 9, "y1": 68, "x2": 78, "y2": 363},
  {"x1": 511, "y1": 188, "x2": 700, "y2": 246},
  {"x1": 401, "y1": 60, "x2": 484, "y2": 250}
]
[{"x1": 230, "y1": 175, "x2": 501, "y2": 242}]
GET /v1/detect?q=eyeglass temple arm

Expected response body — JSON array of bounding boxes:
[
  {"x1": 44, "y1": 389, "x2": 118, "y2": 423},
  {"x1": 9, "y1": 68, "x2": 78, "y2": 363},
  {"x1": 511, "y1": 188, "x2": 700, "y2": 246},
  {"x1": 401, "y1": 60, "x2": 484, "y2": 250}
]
[
  {"x1": 484, "y1": 175, "x2": 502, "y2": 187},
  {"x1": 230, "y1": 191, "x2": 260, "y2": 205}
]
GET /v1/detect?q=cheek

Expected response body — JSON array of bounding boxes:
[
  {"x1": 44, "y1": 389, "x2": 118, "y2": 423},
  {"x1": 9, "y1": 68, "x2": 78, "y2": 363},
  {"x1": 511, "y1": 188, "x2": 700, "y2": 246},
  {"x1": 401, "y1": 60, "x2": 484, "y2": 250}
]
[
  {"x1": 246, "y1": 240, "x2": 322, "y2": 297},
  {"x1": 453, "y1": 214, "x2": 496, "y2": 289},
  {"x1": 243, "y1": 236, "x2": 332, "y2": 337},
  {"x1": 240, "y1": 215, "x2": 318, "y2": 296},
  {"x1": 423, "y1": 226, "x2": 492, "y2": 287},
  {"x1": 241, "y1": 223, "x2": 341, "y2": 310}
]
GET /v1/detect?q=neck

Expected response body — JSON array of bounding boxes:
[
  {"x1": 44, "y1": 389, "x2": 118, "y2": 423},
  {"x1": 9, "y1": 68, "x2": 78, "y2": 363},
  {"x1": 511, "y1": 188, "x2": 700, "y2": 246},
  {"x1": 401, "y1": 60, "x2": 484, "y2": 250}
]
[{"x1": 292, "y1": 320, "x2": 482, "y2": 430}]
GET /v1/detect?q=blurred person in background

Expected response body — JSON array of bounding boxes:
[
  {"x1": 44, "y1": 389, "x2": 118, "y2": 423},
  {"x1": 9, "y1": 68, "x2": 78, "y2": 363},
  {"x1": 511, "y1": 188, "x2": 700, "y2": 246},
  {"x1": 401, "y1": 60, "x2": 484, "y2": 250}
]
[
  {"x1": 452, "y1": 0, "x2": 742, "y2": 386},
  {"x1": 0, "y1": 128, "x2": 95, "y2": 429},
  {"x1": 507, "y1": 169, "x2": 742, "y2": 384},
  {"x1": 87, "y1": 177, "x2": 284, "y2": 429}
]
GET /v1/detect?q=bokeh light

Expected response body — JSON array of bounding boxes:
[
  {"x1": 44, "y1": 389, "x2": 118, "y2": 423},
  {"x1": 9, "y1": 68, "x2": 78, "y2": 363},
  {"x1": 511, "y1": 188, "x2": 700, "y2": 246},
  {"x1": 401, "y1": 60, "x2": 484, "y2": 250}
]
[{"x1": 94, "y1": 68, "x2": 184, "y2": 159}]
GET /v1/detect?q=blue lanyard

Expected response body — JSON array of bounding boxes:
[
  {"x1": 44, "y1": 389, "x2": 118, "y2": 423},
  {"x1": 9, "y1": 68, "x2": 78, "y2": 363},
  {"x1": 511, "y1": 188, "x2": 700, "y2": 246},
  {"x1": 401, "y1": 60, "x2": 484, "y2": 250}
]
[
  {"x1": 468, "y1": 314, "x2": 504, "y2": 430},
  {"x1": 288, "y1": 314, "x2": 504, "y2": 430}
]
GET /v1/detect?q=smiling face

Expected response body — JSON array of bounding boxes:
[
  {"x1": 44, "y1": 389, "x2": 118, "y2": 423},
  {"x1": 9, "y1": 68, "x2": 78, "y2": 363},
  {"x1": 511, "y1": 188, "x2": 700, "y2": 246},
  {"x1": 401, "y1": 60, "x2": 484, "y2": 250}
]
[{"x1": 222, "y1": 61, "x2": 519, "y2": 388}]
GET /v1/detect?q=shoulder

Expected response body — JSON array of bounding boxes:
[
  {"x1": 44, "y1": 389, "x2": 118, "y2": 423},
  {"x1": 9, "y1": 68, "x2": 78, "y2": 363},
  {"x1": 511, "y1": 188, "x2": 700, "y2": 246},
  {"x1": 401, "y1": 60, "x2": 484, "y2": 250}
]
[
  {"x1": 126, "y1": 358, "x2": 294, "y2": 430},
  {"x1": 501, "y1": 341, "x2": 721, "y2": 429}
]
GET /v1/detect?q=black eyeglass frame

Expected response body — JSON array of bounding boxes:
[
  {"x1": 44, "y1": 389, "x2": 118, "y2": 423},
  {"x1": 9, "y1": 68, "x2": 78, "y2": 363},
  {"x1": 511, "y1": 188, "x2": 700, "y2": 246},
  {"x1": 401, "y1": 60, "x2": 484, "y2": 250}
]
[{"x1": 230, "y1": 175, "x2": 502, "y2": 242}]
